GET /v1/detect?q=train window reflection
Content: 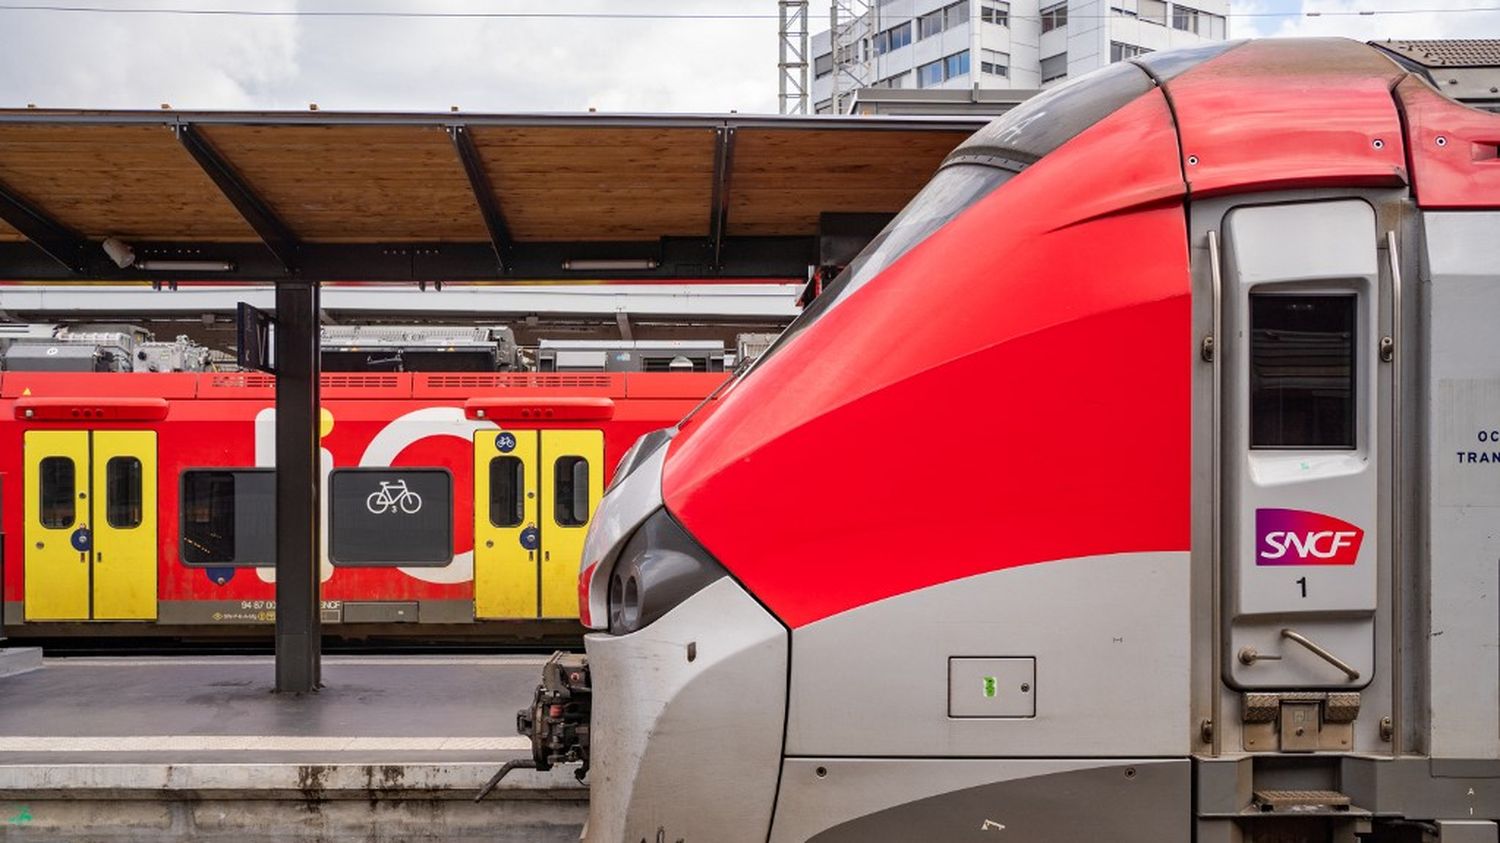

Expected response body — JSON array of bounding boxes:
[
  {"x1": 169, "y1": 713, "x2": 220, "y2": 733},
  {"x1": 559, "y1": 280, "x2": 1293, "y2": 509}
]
[
  {"x1": 180, "y1": 468, "x2": 275, "y2": 567},
  {"x1": 39, "y1": 457, "x2": 75, "y2": 529},
  {"x1": 1250, "y1": 294, "x2": 1356, "y2": 449},
  {"x1": 490, "y1": 457, "x2": 524, "y2": 528},
  {"x1": 106, "y1": 457, "x2": 143, "y2": 529},
  {"x1": 554, "y1": 457, "x2": 590, "y2": 527}
]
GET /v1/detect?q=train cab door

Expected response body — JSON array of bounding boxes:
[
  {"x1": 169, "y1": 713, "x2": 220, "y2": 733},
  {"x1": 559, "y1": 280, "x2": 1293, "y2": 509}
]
[
  {"x1": 1213, "y1": 199, "x2": 1391, "y2": 747},
  {"x1": 474, "y1": 429, "x2": 540, "y2": 619},
  {"x1": 23, "y1": 430, "x2": 158, "y2": 621},
  {"x1": 538, "y1": 429, "x2": 603, "y2": 618}
]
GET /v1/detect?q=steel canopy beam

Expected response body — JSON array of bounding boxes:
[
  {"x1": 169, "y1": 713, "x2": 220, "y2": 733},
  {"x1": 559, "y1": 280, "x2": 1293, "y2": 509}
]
[
  {"x1": 0, "y1": 179, "x2": 87, "y2": 273},
  {"x1": 0, "y1": 238, "x2": 817, "y2": 282},
  {"x1": 175, "y1": 124, "x2": 301, "y2": 274},
  {"x1": 448, "y1": 125, "x2": 513, "y2": 272},
  {"x1": 708, "y1": 127, "x2": 737, "y2": 271}
]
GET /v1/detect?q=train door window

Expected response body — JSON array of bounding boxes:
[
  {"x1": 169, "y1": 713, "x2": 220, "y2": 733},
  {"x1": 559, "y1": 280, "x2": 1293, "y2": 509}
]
[
  {"x1": 489, "y1": 457, "x2": 525, "y2": 528},
  {"x1": 1249, "y1": 294, "x2": 1357, "y2": 449},
  {"x1": 180, "y1": 469, "x2": 275, "y2": 566},
  {"x1": 105, "y1": 457, "x2": 143, "y2": 529},
  {"x1": 39, "y1": 457, "x2": 75, "y2": 529},
  {"x1": 554, "y1": 456, "x2": 590, "y2": 527}
]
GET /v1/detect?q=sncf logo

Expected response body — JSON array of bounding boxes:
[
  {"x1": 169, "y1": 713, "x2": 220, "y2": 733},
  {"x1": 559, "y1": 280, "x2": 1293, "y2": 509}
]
[{"x1": 1256, "y1": 508, "x2": 1364, "y2": 566}]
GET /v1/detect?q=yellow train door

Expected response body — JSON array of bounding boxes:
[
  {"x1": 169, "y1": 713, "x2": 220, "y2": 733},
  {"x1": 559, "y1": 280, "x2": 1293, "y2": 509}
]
[
  {"x1": 538, "y1": 430, "x2": 603, "y2": 619},
  {"x1": 91, "y1": 431, "x2": 158, "y2": 620},
  {"x1": 23, "y1": 430, "x2": 157, "y2": 622},
  {"x1": 473, "y1": 429, "x2": 540, "y2": 619},
  {"x1": 23, "y1": 431, "x2": 90, "y2": 621}
]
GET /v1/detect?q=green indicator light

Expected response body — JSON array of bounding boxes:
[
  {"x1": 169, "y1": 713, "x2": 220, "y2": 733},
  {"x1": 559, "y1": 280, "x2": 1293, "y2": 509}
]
[{"x1": 982, "y1": 676, "x2": 997, "y2": 698}]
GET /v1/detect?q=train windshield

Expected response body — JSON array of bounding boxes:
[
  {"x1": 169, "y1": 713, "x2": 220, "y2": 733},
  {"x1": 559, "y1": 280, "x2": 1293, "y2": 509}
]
[{"x1": 734, "y1": 60, "x2": 1159, "y2": 381}]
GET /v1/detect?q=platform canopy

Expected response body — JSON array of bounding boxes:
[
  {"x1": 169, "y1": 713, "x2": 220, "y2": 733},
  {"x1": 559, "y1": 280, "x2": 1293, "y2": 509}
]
[{"x1": 0, "y1": 110, "x2": 982, "y2": 283}]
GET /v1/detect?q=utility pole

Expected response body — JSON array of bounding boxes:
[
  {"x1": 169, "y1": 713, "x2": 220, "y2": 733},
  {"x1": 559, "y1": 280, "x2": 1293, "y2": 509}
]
[
  {"x1": 778, "y1": 1, "x2": 810, "y2": 114},
  {"x1": 829, "y1": 0, "x2": 873, "y2": 114}
]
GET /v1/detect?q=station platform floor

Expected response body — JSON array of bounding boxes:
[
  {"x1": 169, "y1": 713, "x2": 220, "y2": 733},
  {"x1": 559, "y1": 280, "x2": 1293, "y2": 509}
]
[{"x1": 0, "y1": 651, "x2": 587, "y2": 841}]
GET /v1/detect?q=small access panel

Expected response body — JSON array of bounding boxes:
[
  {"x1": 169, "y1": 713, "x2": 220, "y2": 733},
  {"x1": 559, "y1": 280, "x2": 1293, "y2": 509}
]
[
  {"x1": 474, "y1": 429, "x2": 603, "y2": 619},
  {"x1": 24, "y1": 430, "x2": 158, "y2": 621}
]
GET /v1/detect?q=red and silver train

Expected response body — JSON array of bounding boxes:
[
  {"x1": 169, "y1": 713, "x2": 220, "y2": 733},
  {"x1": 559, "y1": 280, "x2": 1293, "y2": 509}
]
[
  {"x1": 525, "y1": 38, "x2": 1500, "y2": 841},
  {"x1": 0, "y1": 327, "x2": 729, "y2": 638}
]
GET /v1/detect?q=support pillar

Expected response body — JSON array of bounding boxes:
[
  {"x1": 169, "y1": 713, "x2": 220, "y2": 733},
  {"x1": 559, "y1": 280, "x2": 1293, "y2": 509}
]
[{"x1": 274, "y1": 280, "x2": 321, "y2": 692}]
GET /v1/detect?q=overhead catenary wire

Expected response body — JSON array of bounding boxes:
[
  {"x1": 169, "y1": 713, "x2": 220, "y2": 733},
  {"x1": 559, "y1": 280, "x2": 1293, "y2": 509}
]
[{"x1": 0, "y1": 2, "x2": 1498, "y2": 21}]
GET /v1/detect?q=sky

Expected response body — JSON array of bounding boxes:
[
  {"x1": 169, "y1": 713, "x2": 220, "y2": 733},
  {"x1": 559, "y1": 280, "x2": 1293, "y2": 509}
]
[{"x1": 0, "y1": 0, "x2": 1496, "y2": 115}]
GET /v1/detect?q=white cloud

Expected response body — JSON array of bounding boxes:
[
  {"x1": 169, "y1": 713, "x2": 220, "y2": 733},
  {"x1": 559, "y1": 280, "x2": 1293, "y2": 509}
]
[
  {"x1": 0, "y1": 0, "x2": 781, "y2": 113},
  {"x1": 1267, "y1": 0, "x2": 1500, "y2": 40}
]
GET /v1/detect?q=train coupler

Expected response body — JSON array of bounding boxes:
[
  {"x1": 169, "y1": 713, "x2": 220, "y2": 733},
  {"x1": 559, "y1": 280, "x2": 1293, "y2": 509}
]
[{"x1": 476, "y1": 651, "x2": 591, "y2": 802}]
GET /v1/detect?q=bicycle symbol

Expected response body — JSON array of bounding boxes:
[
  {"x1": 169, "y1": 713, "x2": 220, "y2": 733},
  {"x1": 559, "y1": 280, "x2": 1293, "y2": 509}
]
[
  {"x1": 496, "y1": 432, "x2": 517, "y2": 453},
  {"x1": 366, "y1": 479, "x2": 423, "y2": 515}
]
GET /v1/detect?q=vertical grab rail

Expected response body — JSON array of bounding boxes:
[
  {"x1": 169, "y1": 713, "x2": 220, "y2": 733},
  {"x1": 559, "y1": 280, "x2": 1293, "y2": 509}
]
[
  {"x1": 1207, "y1": 229, "x2": 1224, "y2": 757},
  {"x1": 1386, "y1": 229, "x2": 1404, "y2": 756}
]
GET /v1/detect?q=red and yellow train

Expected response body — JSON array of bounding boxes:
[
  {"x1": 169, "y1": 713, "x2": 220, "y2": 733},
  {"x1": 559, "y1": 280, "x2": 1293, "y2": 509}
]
[{"x1": 0, "y1": 368, "x2": 723, "y2": 638}]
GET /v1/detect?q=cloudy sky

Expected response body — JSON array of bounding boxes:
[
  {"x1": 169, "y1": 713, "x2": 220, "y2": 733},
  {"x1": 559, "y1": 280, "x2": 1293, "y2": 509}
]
[{"x1": 0, "y1": 0, "x2": 1495, "y2": 115}]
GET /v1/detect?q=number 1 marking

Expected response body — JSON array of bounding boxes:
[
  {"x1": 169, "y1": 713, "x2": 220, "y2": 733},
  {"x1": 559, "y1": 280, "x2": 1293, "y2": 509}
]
[{"x1": 1296, "y1": 577, "x2": 1308, "y2": 598}]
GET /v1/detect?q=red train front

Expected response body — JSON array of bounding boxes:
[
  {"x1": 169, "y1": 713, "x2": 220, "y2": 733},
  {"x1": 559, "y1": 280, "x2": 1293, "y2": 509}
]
[{"x1": 0, "y1": 366, "x2": 725, "y2": 638}]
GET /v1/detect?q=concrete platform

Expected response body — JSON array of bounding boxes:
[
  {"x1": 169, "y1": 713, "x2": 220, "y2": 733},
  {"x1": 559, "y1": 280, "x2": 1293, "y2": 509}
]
[{"x1": 0, "y1": 654, "x2": 587, "y2": 841}]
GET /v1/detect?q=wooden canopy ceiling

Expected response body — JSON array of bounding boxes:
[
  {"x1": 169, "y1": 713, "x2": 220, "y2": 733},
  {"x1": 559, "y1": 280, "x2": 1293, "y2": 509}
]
[{"x1": 0, "y1": 111, "x2": 981, "y2": 281}]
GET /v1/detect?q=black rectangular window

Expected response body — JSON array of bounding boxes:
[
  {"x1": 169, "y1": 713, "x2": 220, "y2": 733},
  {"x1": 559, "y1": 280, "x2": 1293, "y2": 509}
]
[
  {"x1": 39, "y1": 457, "x2": 75, "y2": 529},
  {"x1": 106, "y1": 457, "x2": 143, "y2": 529},
  {"x1": 1250, "y1": 294, "x2": 1357, "y2": 449},
  {"x1": 329, "y1": 468, "x2": 453, "y2": 566},
  {"x1": 1041, "y1": 2, "x2": 1068, "y2": 31},
  {"x1": 554, "y1": 457, "x2": 590, "y2": 527},
  {"x1": 489, "y1": 457, "x2": 525, "y2": 528},
  {"x1": 181, "y1": 469, "x2": 275, "y2": 566}
]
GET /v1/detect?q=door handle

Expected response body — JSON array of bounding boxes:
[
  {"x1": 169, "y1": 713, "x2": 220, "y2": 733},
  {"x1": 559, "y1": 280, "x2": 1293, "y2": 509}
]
[
  {"x1": 544, "y1": 550, "x2": 550, "y2": 562},
  {"x1": 1239, "y1": 629, "x2": 1361, "y2": 681}
]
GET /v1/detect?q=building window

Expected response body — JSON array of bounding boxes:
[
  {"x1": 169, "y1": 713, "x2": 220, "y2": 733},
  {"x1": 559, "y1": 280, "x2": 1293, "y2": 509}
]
[
  {"x1": 1250, "y1": 294, "x2": 1357, "y2": 449},
  {"x1": 919, "y1": 9, "x2": 945, "y2": 38},
  {"x1": 1170, "y1": 3, "x2": 1226, "y2": 36},
  {"x1": 874, "y1": 20, "x2": 912, "y2": 55},
  {"x1": 1040, "y1": 2, "x2": 1068, "y2": 32},
  {"x1": 554, "y1": 457, "x2": 591, "y2": 527},
  {"x1": 945, "y1": 50, "x2": 970, "y2": 79},
  {"x1": 1205, "y1": 10, "x2": 1226, "y2": 37},
  {"x1": 981, "y1": 2, "x2": 1010, "y2": 25},
  {"x1": 1040, "y1": 52, "x2": 1068, "y2": 83},
  {"x1": 106, "y1": 457, "x2": 142, "y2": 529},
  {"x1": 815, "y1": 98, "x2": 834, "y2": 114},
  {"x1": 981, "y1": 49, "x2": 1010, "y2": 76},
  {"x1": 875, "y1": 70, "x2": 911, "y2": 88},
  {"x1": 918, "y1": 59, "x2": 945, "y2": 88},
  {"x1": 944, "y1": 0, "x2": 968, "y2": 29},
  {"x1": 917, "y1": 51, "x2": 970, "y2": 87},
  {"x1": 1111, "y1": 3, "x2": 1138, "y2": 17},
  {"x1": 181, "y1": 469, "x2": 275, "y2": 567},
  {"x1": 814, "y1": 52, "x2": 834, "y2": 78},
  {"x1": 1139, "y1": 0, "x2": 1168, "y2": 23},
  {"x1": 1110, "y1": 41, "x2": 1151, "y2": 62},
  {"x1": 39, "y1": 457, "x2": 75, "y2": 529},
  {"x1": 489, "y1": 457, "x2": 524, "y2": 528},
  {"x1": 1171, "y1": 3, "x2": 1198, "y2": 30}
]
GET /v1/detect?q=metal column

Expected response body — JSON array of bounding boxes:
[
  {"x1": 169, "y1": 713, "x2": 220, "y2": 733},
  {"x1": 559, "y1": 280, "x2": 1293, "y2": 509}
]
[{"x1": 274, "y1": 280, "x2": 321, "y2": 692}]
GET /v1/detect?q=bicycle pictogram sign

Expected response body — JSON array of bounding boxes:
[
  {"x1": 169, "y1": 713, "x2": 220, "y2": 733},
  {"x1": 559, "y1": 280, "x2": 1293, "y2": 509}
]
[{"x1": 366, "y1": 479, "x2": 423, "y2": 515}]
